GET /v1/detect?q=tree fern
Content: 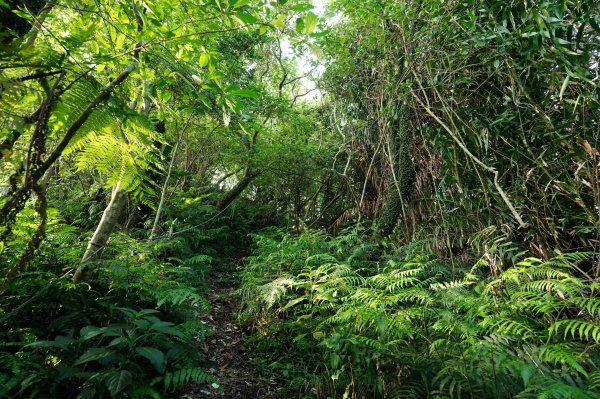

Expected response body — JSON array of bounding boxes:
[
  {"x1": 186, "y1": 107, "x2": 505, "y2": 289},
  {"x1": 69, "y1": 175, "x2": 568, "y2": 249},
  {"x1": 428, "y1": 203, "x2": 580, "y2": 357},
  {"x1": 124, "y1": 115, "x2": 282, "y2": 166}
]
[
  {"x1": 569, "y1": 296, "x2": 600, "y2": 318},
  {"x1": 258, "y1": 275, "x2": 296, "y2": 308}
]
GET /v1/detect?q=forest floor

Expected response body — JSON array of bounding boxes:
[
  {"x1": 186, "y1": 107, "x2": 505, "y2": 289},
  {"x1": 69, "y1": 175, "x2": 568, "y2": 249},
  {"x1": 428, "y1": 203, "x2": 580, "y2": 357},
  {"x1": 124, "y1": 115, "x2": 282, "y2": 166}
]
[{"x1": 184, "y1": 264, "x2": 282, "y2": 399}]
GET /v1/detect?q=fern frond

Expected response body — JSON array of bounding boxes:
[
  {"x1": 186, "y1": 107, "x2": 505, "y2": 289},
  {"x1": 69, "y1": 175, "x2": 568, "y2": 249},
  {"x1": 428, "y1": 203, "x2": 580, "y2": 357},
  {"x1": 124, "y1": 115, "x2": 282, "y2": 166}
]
[
  {"x1": 550, "y1": 320, "x2": 600, "y2": 343},
  {"x1": 538, "y1": 343, "x2": 588, "y2": 377},
  {"x1": 350, "y1": 287, "x2": 385, "y2": 306},
  {"x1": 164, "y1": 367, "x2": 215, "y2": 391},
  {"x1": 482, "y1": 316, "x2": 534, "y2": 338},
  {"x1": 590, "y1": 368, "x2": 600, "y2": 390},
  {"x1": 511, "y1": 291, "x2": 562, "y2": 315},
  {"x1": 384, "y1": 288, "x2": 431, "y2": 306},
  {"x1": 324, "y1": 309, "x2": 356, "y2": 326},
  {"x1": 259, "y1": 276, "x2": 296, "y2": 308},
  {"x1": 535, "y1": 379, "x2": 599, "y2": 399},
  {"x1": 352, "y1": 335, "x2": 386, "y2": 351},
  {"x1": 430, "y1": 280, "x2": 476, "y2": 292},
  {"x1": 385, "y1": 313, "x2": 414, "y2": 340},
  {"x1": 569, "y1": 296, "x2": 600, "y2": 318},
  {"x1": 555, "y1": 252, "x2": 597, "y2": 263}
]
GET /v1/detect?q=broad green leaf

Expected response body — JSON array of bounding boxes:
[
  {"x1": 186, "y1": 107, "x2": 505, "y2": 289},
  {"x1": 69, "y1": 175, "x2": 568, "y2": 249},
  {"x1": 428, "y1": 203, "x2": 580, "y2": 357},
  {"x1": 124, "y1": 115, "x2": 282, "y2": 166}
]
[
  {"x1": 104, "y1": 370, "x2": 132, "y2": 396},
  {"x1": 271, "y1": 14, "x2": 286, "y2": 28},
  {"x1": 159, "y1": 90, "x2": 172, "y2": 102},
  {"x1": 281, "y1": 296, "x2": 306, "y2": 311},
  {"x1": 74, "y1": 348, "x2": 114, "y2": 365},
  {"x1": 25, "y1": 340, "x2": 55, "y2": 348},
  {"x1": 151, "y1": 321, "x2": 185, "y2": 338},
  {"x1": 311, "y1": 29, "x2": 329, "y2": 38},
  {"x1": 234, "y1": 12, "x2": 257, "y2": 24},
  {"x1": 115, "y1": 34, "x2": 126, "y2": 51},
  {"x1": 80, "y1": 326, "x2": 103, "y2": 341},
  {"x1": 209, "y1": 72, "x2": 225, "y2": 80},
  {"x1": 76, "y1": 388, "x2": 96, "y2": 399},
  {"x1": 90, "y1": 40, "x2": 99, "y2": 54},
  {"x1": 303, "y1": 12, "x2": 318, "y2": 34},
  {"x1": 296, "y1": 17, "x2": 305, "y2": 34},
  {"x1": 136, "y1": 347, "x2": 166, "y2": 373},
  {"x1": 107, "y1": 337, "x2": 128, "y2": 347},
  {"x1": 232, "y1": 0, "x2": 251, "y2": 8},
  {"x1": 290, "y1": 3, "x2": 313, "y2": 11},
  {"x1": 135, "y1": 309, "x2": 160, "y2": 317},
  {"x1": 54, "y1": 335, "x2": 75, "y2": 350},
  {"x1": 11, "y1": 9, "x2": 30, "y2": 19},
  {"x1": 230, "y1": 89, "x2": 258, "y2": 98}
]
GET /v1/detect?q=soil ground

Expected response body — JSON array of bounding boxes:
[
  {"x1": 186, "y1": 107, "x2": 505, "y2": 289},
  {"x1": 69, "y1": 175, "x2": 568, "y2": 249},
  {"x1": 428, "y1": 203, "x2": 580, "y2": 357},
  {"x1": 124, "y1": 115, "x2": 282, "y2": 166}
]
[{"x1": 184, "y1": 267, "x2": 282, "y2": 399}]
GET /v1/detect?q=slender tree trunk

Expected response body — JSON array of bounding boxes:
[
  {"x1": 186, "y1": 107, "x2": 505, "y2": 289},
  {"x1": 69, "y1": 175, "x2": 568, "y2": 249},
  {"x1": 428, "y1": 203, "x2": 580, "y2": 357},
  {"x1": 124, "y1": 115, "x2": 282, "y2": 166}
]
[
  {"x1": 0, "y1": 182, "x2": 47, "y2": 293},
  {"x1": 148, "y1": 115, "x2": 195, "y2": 238},
  {"x1": 72, "y1": 4, "x2": 147, "y2": 283},
  {"x1": 150, "y1": 135, "x2": 181, "y2": 239},
  {"x1": 74, "y1": 182, "x2": 127, "y2": 282}
]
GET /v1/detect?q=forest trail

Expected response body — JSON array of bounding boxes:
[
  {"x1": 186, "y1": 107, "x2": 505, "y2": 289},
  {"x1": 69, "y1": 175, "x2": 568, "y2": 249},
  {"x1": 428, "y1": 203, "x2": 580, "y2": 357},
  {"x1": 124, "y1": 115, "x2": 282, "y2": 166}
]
[{"x1": 185, "y1": 266, "x2": 280, "y2": 399}]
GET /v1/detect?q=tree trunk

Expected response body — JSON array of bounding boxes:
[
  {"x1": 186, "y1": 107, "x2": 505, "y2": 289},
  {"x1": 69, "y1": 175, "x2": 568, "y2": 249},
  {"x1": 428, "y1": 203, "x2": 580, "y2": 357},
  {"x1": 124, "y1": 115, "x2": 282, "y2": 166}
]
[
  {"x1": 74, "y1": 181, "x2": 127, "y2": 282},
  {"x1": 216, "y1": 167, "x2": 259, "y2": 211},
  {"x1": 0, "y1": 182, "x2": 47, "y2": 294},
  {"x1": 150, "y1": 135, "x2": 180, "y2": 239}
]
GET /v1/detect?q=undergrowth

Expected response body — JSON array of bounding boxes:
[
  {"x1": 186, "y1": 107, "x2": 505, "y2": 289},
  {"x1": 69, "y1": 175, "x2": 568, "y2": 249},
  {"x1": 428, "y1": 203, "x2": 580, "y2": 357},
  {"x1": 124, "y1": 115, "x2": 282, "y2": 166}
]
[
  {"x1": 0, "y1": 229, "x2": 211, "y2": 398},
  {"x1": 0, "y1": 191, "x2": 263, "y2": 398},
  {"x1": 240, "y1": 228, "x2": 600, "y2": 399}
]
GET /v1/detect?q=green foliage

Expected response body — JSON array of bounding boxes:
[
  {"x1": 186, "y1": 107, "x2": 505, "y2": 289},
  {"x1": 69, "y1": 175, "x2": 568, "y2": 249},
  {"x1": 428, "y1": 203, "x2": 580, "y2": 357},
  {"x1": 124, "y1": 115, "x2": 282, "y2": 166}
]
[
  {"x1": 0, "y1": 164, "x2": 283, "y2": 397},
  {"x1": 0, "y1": 252, "x2": 211, "y2": 398},
  {"x1": 0, "y1": 202, "x2": 216, "y2": 398},
  {"x1": 320, "y1": 0, "x2": 600, "y2": 261},
  {"x1": 2, "y1": 0, "x2": 599, "y2": 398},
  {"x1": 164, "y1": 367, "x2": 215, "y2": 392},
  {"x1": 59, "y1": 80, "x2": 162, "y2": 202},
  {"x1": 0, "y1": 304, "x2": 210, "y2": 398},
  {"x1": 241, "y1": 229, "x2": 600, "y2": 398}
]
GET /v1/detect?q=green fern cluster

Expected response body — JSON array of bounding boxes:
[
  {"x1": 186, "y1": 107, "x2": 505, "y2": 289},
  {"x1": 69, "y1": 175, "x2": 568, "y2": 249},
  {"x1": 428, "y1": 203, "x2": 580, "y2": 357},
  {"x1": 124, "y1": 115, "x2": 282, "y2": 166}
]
[{"x1": 241, "y1": 229, "x2": 600, "y2": 398}]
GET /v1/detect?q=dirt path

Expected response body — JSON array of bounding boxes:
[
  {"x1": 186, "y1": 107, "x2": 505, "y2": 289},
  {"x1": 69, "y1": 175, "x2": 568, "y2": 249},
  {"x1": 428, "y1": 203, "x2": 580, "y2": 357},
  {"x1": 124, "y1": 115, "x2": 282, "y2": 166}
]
[{"x1": 184, "y1": 273, "x2": 281, "y2": 399}]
